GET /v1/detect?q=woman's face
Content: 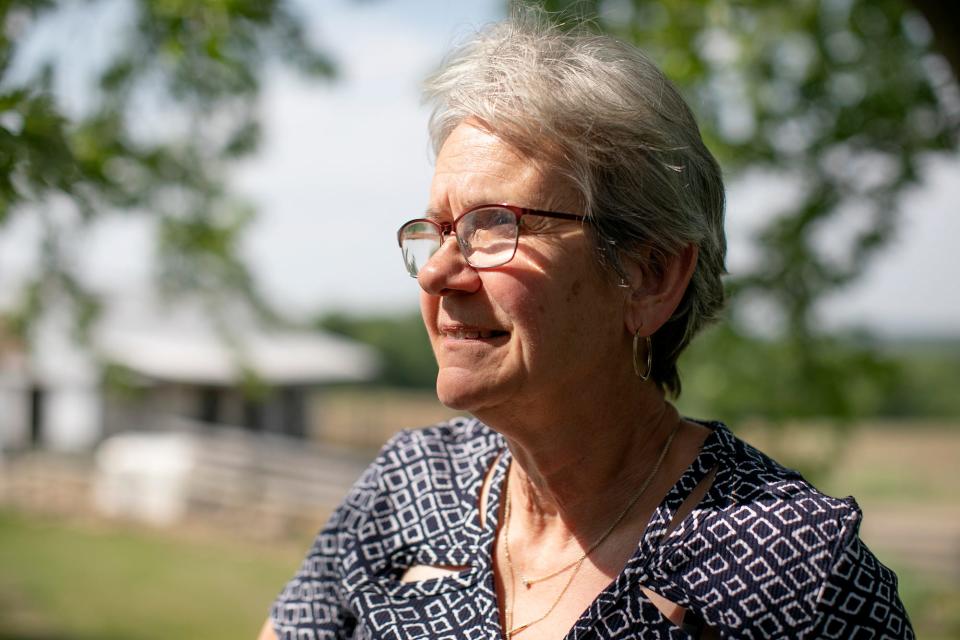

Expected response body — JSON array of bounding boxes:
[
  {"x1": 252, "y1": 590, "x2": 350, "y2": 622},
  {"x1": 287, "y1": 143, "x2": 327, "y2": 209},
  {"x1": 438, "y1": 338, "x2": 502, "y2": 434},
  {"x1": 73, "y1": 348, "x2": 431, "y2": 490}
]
[{"x1": 418, "y1": 121, "x2": 629, "y2": 417}]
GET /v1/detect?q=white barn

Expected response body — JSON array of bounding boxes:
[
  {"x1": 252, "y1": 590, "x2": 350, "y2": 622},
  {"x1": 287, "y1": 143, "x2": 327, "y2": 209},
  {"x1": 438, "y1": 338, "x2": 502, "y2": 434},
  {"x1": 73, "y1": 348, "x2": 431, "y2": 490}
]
[{"x1": 0, "y1": 300, "x2": 379, "y2": 452}]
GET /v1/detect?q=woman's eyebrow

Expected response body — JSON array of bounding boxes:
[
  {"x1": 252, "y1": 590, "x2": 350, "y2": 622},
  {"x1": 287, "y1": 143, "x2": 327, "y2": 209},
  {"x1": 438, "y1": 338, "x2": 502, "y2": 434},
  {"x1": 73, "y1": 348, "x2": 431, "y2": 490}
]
[{"x1": 425, "y1": 201, "x2": 498, "y2": 218}]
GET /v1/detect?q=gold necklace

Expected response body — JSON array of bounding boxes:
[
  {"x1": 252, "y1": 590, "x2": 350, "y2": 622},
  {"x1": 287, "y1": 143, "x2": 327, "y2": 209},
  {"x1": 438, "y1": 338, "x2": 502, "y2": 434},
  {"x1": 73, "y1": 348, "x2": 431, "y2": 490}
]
[
  {"x1": 500, "y1": 421, "x2": 681, "y2": 638},
  {"x1": 502, "y1": 485, "x2": 584, "y2": 639}
]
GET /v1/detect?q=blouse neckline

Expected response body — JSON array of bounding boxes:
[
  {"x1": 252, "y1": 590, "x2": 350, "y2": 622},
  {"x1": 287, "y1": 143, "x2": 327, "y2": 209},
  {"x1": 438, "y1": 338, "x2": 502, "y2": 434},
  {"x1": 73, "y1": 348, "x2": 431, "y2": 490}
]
[{"x1": 471, "y1": 420, "x2": 731, "y2": 638}]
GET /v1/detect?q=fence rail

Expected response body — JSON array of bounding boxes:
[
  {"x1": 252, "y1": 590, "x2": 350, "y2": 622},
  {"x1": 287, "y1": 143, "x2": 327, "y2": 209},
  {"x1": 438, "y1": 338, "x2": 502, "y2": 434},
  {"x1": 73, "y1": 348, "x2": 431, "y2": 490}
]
[{"x1": 0, "y1": 425, "x2": 375, "y2": 540}]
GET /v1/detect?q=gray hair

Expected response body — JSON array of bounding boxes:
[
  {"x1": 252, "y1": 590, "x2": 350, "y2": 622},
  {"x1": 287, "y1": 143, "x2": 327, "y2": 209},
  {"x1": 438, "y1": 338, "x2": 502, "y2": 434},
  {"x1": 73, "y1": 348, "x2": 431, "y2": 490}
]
[{"x1": 423, "y1": 14, "x2": 727, "y2": 396}]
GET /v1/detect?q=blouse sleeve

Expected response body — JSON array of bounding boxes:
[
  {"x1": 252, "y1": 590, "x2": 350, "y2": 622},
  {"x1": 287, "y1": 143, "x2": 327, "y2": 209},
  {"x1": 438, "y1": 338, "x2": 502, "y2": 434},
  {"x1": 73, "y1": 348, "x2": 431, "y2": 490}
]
[
  {"x1": 268, "y1": 434, "x2": 394, "y2": 640},
  {"x1": 270, "y1": 506, "x2": 357, "y2": 639},
  {"x1": 807, "y1": 510, "x2": 915, "y2": 639}
]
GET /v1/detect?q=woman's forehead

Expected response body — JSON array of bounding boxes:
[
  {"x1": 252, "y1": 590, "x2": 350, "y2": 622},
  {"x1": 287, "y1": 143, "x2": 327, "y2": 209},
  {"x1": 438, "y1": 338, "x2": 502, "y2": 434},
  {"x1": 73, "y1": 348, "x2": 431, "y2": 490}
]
[
  {"x1": 429, "y1": 122, "x2": 580, "y2": 213},
  {"x1": 436, "y1": 122, "x2": 537, "y2": 175}
]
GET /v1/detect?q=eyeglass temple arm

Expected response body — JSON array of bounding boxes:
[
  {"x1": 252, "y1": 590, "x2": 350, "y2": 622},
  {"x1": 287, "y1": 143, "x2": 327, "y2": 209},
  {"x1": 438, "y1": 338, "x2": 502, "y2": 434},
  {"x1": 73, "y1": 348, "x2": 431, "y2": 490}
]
[{"x1": 520, "y1": 208, "x2": 586, "y2": 222}]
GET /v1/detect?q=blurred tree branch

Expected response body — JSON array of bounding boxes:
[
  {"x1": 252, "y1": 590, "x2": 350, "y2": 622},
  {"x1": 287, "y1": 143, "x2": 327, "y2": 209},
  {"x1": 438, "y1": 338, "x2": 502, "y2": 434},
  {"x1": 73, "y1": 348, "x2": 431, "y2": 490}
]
[
  {"x1": 0, "y1": 0, "x2": 335, "y2": 343},
  {"x1": 910, "y1": 0, "x2": 960, "y2": 77}
]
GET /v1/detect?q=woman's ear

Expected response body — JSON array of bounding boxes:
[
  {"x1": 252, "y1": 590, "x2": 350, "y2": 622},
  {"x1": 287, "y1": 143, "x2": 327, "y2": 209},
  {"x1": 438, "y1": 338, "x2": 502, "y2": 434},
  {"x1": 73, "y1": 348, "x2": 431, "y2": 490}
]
[{"x1": 624, "y1": 243, "x2": 699, "y2": 335}]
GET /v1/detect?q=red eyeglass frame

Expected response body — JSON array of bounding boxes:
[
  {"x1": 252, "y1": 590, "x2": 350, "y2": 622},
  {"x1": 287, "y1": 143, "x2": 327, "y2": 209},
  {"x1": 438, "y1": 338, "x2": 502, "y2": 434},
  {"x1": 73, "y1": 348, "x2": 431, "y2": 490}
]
[
  {"x1": 397, "y1": 204, "x2": 587, "y2": 275},
  {"x1": 397, "y1": 203, "x2": 585, "y2": 249}
]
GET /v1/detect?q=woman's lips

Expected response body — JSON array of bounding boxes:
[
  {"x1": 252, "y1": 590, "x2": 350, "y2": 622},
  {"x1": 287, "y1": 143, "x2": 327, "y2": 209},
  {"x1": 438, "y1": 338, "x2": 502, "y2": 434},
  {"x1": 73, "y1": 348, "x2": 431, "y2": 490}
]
[{"x1": 438, "y1": 325, "x2": 509, "y2": 341}]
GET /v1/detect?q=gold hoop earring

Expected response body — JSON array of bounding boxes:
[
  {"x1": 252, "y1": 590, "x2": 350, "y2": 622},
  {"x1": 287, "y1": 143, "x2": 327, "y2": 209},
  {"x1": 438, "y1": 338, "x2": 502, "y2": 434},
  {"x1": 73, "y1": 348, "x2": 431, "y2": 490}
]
[{"x1": 633, "y1": 330, "x2": 653, "y2": 381}]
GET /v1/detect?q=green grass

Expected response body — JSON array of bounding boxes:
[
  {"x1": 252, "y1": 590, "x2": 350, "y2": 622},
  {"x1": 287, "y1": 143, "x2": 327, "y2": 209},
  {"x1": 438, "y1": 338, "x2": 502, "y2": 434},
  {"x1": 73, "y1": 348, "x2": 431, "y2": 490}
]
[
  {"x1": 831, "y1": 465, "x2": 953, "y2": 503},
  {"x1": 894, "y1": 564, "x2": 960, "y2": 640},
  {"x1": 0, "y1": 510, "x2": 309, "y2": 640}
]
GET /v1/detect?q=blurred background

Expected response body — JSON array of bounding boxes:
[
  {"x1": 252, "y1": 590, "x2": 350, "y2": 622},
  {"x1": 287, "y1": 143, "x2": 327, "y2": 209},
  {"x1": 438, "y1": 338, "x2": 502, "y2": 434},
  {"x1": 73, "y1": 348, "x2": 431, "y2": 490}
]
[{"x1": 0, "y1": 0, "x2": 958, "y2": 638}]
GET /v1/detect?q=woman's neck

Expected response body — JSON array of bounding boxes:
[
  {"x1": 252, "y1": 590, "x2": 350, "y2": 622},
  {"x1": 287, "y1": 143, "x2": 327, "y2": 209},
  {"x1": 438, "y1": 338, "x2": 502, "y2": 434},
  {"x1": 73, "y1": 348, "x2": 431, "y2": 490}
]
[{"x1": 486, "y1": 381, "x2": 683, "y2": 539}]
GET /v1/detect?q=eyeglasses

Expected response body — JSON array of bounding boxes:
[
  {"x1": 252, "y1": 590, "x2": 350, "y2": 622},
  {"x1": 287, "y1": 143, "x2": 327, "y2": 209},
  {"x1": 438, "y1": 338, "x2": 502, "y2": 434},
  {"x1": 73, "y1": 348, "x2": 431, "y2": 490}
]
[{"x1": 397, "y1": 204, "x2": 585, "y2": 278}]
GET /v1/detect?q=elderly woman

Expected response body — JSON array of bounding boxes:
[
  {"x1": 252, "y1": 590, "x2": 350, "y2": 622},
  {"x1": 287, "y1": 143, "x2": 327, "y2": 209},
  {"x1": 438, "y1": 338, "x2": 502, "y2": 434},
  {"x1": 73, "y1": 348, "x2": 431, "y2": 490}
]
[{"x1": 262, "y1": 15, "x2": 913, "y2": 640}]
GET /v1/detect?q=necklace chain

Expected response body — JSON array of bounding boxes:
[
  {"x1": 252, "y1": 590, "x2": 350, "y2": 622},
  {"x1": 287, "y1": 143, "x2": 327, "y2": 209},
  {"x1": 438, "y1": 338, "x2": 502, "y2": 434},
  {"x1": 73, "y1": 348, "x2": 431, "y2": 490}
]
[
  {"x1": 503, "y1": 490, "x2": 584, "y2": 639},
  {"x1": 500, "y1": 420, "x2": 682, "y2": 638}
]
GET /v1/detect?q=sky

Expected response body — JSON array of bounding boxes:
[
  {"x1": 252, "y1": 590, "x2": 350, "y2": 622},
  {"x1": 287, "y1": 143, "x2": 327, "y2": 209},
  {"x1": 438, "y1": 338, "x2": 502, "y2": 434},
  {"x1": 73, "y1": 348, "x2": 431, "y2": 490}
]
[
  {"x1": 231, "y1": 0, "x2": 488, "y2": 313},
  {"x1": 2, "y1": 0, "x2": 958, "y2": 337}
]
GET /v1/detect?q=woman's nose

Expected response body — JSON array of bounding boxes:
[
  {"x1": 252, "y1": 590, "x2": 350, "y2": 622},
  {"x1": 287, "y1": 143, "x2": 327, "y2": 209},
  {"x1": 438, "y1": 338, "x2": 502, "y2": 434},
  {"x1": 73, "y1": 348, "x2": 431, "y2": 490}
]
[{"x1": 417, "y1": 237, "x2": 482, "y2": 296}]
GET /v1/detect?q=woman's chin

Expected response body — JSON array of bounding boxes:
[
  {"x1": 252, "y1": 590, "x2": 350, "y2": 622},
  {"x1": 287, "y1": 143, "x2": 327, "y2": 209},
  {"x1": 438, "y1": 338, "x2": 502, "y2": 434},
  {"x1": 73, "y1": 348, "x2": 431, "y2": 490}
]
[{"x1": 434, "y1": 368, "x2": 501, "y2": 412}]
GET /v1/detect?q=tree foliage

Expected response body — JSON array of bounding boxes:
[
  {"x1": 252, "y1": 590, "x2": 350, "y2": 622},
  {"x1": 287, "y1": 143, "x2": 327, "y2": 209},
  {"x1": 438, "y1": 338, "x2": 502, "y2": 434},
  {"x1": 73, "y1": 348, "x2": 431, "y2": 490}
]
[
  {"x1": 0, "y1": 0, "x2": 334, "y2": 341},
  {"x1": 528, "y1": 0, "x2": 959, "y2": 450}
]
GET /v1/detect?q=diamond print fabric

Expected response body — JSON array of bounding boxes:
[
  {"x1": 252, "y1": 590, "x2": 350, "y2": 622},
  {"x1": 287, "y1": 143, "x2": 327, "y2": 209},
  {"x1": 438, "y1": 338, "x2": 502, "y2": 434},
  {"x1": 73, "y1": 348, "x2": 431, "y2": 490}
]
[{"x1": 270, "y1": 418, "x2": 914, "y2": 639}]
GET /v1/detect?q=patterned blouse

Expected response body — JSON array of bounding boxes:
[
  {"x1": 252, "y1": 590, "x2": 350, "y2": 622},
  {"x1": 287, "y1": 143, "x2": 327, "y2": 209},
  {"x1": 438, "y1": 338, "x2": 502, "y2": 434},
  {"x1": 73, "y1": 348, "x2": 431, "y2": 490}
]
[{"x1": 270, "y1": 418, "x2": 914, "y2": 639}]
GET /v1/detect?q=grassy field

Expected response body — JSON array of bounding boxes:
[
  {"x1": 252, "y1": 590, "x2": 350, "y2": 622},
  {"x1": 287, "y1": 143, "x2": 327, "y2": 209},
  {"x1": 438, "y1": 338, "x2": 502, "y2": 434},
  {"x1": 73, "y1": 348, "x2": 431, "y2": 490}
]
[
  {"x1": 1, "y1": 422, "x2": 958, "y2": 639},
  {"x1": 0, "y1": 511, "x2": 308, "y2": 640}
]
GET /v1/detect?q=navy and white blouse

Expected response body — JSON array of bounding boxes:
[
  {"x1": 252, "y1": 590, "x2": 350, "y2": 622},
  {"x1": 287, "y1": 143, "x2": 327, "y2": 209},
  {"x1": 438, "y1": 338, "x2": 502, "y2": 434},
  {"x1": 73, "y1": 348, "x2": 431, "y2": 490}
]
[{"x1": 270, "y1": 417, "x2": 914, "y2": 639}]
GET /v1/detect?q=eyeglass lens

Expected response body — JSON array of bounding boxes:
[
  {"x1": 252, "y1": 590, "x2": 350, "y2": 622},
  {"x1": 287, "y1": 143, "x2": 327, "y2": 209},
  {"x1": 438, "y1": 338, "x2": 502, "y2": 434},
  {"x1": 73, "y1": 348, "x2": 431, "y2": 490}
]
[
  {"x1": 459, "y1": 208, "x2": 519, "y2": 268},
  {"x1": 400, "y1": 221, "x2": 441, "y2": 277},
  {"x1": 400, "y1": 207, "x2": 520, "y2": 277}
]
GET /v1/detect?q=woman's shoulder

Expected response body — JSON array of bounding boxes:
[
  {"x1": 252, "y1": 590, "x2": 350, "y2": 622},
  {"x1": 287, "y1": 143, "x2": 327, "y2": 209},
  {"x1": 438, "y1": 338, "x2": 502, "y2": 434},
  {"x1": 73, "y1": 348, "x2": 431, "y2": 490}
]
[
  {"x1": 669, "y1": 421, "x2": 861, "y2": 562},
  {"x1": 656, "y1": 422, "x2": 912, "y2": 637},
  {"x1": 693, "y1": 422, "x2": 863, "y2": 571},
  {"x1": 706, "y1": 421, "x2": 859, "y2": 518},
  {"x1": 378, "y1": 415, "x2": 503, "y2": 465},
  {"x1": 310, "y1": 417, "x2": 500, "y2": 534}
]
